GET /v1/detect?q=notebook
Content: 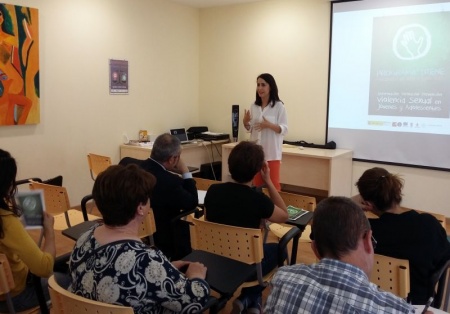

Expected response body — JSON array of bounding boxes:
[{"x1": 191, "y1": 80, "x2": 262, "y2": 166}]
[
  {"x1": 15, "y1": 190, "x2": 46, "y2": 229},
  {"x1": 170, "y1": 128, "x2": 193, "y2": 144},
  {"x1": 287, "y1": 205, "x2": 309, "y2": 221}
]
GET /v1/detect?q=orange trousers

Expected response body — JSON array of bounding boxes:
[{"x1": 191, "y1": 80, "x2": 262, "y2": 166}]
[{"x1": 253, "y1": 160, "x2": 281, "y2": 191}]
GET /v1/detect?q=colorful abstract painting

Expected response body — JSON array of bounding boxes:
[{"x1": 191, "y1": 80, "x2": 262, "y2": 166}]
[{"x1": 0, "y1": 4, "x2": 39, "y2": 126}]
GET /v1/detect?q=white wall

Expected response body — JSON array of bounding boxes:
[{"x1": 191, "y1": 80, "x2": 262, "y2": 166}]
[
  {"x1": 199, "y1": 0, "x2": 330, "y2": 143},
  {"x1": 198, "y1": 0, "x2": 450, "y2": 215},
  {"x1": 1, "y1": 0, "x2": 200, "y2": 204}
]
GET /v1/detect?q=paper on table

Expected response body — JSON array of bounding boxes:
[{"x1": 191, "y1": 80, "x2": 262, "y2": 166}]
[{"x1": 198, "y1": 190, "x2": 207, "y2": 205}]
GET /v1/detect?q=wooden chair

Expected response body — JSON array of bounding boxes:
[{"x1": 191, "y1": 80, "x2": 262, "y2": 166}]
[
  {"x1": 0, "y1": 254, "x2": 45, "y2": 314},
  {"x1": 139, "y1": 208, "x2": 157, "y2": 246},
  {"x1": 87, "y1": 153, "x2": 112, "y2": 181},
  {"x1": 263, "y1": 189, "x2": 316, "y2": 211},
  {"x1": 48, "y1": 275, "x2": 134, "y2": 314},
  {"x1": 264, "y1": 190, "x2": 316, "y2": 242},
  {"x1": 370, "y1": 254, "x2": 410, "y2": 299},
  {"x1": 183, "y1": 217, "x2": 301, "y2": 312},
  {"x1": 29, "y1": 181, "x2": 100, "y2": 230},
  {"x1": 193, "y1": 177, "x2": 218, "y2": 191}
]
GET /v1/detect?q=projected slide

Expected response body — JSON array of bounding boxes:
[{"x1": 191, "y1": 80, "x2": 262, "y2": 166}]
[
  {"x1": 328, "y1": 0, "x2": 450, "y2": 170},
  {"x1": 369, "y1": 12, "x2": 450, "y2": 119}
]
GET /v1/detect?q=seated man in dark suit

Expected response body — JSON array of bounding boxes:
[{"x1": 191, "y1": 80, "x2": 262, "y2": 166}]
[{"x1": 139, "y1": 133, "x2": 198, "y2": 259}]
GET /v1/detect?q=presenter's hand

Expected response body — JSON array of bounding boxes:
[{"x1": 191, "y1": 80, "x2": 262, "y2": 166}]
[
  {"x1": 254, "y1": 117, "x2": 273, "y2": 132},
  {"x1": 243, "y1": 109, "x2": 251, "y2": 125}
]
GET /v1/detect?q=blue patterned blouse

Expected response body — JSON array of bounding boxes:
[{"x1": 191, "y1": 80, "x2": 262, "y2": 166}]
[{"x1": 69, "y1": 224, "x2": 210, "y2": 313}]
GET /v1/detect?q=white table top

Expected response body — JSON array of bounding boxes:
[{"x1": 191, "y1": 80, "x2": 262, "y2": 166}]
[{"x1": 414, "y1": 304, "x2": 447, "y2": 313}]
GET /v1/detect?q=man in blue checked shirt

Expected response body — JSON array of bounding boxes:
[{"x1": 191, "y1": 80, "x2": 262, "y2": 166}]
[{"x1": 265, "y1": 196, "x2": 431, "y2": 314}]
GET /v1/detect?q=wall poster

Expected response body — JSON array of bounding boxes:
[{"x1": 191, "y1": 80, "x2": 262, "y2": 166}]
[
  {"x1": 109, "y1": 59, "x2": 128, "y2": 95},
  {"x1": 0, "y1": 4, "x2": 40, "y2": 126}
]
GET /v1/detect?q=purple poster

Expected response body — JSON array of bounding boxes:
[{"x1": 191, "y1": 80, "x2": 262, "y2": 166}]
[{"x1": 109, "y1": 59, "x2": 128, "y2": 94}]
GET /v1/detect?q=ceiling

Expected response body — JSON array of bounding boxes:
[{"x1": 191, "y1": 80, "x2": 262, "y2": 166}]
[{"x1": 170, "y1": 0, "x2": 266, "y2": 8}]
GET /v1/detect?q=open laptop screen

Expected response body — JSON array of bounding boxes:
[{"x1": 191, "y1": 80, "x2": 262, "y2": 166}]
[{"x1": 170, "y1": 128, "x2": 189, "y2": 143}]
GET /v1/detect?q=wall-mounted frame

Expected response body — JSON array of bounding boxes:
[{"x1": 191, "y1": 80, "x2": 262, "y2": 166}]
[
  {"x1": 109, "y1": 59, "x2": 128, "y2": 95},
  {"x1": 0, "y1": 4, "x2": 40, "y2": 126}
]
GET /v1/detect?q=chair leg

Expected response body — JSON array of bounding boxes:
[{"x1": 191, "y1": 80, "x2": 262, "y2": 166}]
[
  {"x1": 32, "y1": 274, "x2": 49, "y2": 314},
  {"x1": 209, "y1": 296, "x2": 228, "y2": 314}
]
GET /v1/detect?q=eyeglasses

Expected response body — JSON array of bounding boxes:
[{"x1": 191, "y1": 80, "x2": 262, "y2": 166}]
[{"x1": 371, "y1": 235, "x2": 377, "y2": 250}]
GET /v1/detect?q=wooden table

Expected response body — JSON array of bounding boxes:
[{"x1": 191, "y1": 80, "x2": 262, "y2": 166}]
[
  {"x1": 120, "y1": 140, "x2": 229, "y2": 170},
  {"x1": 222, "y1": 142, "x2": 353, "y2": 197},
  {"x1": 62, "y1": 220, "x2": 97, "y2": 241}
]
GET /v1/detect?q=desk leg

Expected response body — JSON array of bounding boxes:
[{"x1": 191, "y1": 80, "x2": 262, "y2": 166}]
[{"x1": 290, "y1": 233, "x2": 300, "y2": 265}]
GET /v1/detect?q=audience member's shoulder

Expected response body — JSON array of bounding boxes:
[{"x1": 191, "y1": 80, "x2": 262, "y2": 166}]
[{"x1": 413, "y1": 210, "x2": 444, "y2": 226}]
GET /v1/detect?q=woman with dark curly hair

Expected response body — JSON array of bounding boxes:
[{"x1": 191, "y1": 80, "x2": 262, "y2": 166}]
[{"x1": 356, "y1": 167, "x2": 450, "y2": 304}]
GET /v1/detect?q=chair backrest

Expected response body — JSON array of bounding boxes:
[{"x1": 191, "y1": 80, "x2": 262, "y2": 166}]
[
  {"x1": 189, "y1": 218, "x2": 263, "y2": 265},
  {"x1": 138, "y1": 209, "x2": 157, "y2": 246},
  {"x1": 0, "y1": 253, "x2": 16, "y2": 313},
  {"x1": 43, "y1": 175, "x2": 63, "y2": 187},
  {"x1": 263, "y1": 189, "x2": 316, "y2": 211},
  {"x1": 0, "y1": 254, "x2": 48, "y2": 313},
  {"x1": 87, "y1": 153, "x2": 112, "y2": 180},
  {"x1": 370, "y1": 254, "x2": 410, "y2": 299},
  {"x1": 29, "y1": 181, "x2": 71, "y2": 216},
  {"x1": 48, "y1": 275, "x2": 134, "y2": 314},
  {"x1": 15, "y1": 178, "x2": 43, "y2": 186},
  {"x1": 193, "y1": 177, "x2": 218, "y2": 191},
  {"x1": 0, "y1": 254, "x2": 15, "y2": 295}
]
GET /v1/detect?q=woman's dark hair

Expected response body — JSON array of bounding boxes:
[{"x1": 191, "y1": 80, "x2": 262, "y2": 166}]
[
  {"x1": 356, "y1": 167, "x2": 404, "y2": 212},
  {"x1": 254, "y1": 73, "x2": 283, "y2": 108},
  {"x1": 0, "y1": 149, "x2": 21, "y2": 238},
  {"x1": 93, "y1": 164, "x2": 156, "y2": 226},
  {"x1": 312, "y1": 196, "x2": 371, "y2": 259},
  {"x1": 228, "y1": 141, "x2": 265, "y2": 183}
]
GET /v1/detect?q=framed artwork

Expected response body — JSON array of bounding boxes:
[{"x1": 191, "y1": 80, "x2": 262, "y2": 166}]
[
  {"x1": 0, "y1": 4, "x2": 40, "y2": 126},
  {"x1": 109, "y1": 59, "x2": 128, "y2": 94}
]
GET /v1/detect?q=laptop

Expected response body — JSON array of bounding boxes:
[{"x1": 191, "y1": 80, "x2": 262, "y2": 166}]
[{"x1": 170, "y1": 128, "x2": 193, "y2": 144}]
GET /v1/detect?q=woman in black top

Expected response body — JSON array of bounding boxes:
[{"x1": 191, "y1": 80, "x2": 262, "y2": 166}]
[{"x1": 356, "y1": 167, "x2": 450, "y2": 304}]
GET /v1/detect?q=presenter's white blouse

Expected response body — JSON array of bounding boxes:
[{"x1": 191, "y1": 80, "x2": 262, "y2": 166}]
[{"x1": 248, "y1": 100, "x2": 288, "y2": 161}]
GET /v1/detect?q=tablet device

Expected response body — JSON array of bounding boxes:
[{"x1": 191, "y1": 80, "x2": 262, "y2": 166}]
[
  {"x1": 287, "y1": 205, "x2": 308, "y2": 221},
  {"x1": 15, "y1": 190, "x2": 45, "y2": 229}
]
